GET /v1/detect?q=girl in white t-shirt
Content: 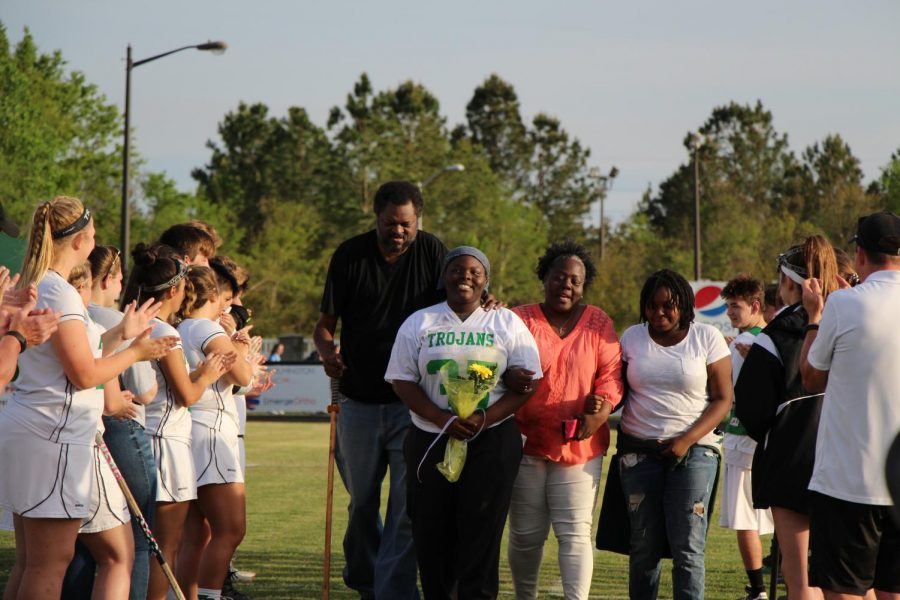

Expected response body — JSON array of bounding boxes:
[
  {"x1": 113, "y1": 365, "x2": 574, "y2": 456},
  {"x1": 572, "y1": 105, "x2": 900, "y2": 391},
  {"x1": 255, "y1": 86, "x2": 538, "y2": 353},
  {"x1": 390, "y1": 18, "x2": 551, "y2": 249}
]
[
  {"x1": 124, "y1": 243, "x2": 231, "y2": 600},
  {"x1": 0, "y1": 196, "x2": 177, "y2": 599},
  {"x1": 614, "y1": 269, "x2": 731, "y2": 600},
  {"x1": 175, "y1": 266, "x2": 253, "y2": 600}
]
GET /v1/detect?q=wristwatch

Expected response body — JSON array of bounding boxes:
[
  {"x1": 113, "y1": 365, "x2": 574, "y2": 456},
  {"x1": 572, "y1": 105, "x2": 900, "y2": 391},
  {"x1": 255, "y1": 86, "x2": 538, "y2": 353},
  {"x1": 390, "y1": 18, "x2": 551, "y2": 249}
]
[{"x1": 2, "y1": 330, "x2": 26, "y2": 353}]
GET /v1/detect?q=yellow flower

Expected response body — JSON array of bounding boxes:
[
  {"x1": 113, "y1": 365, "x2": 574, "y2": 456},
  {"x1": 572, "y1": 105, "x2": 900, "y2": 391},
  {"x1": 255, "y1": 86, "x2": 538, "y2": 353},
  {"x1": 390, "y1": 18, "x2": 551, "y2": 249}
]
[{"x1": 468, "y1": 364, "x2": 494, "y2": 379}]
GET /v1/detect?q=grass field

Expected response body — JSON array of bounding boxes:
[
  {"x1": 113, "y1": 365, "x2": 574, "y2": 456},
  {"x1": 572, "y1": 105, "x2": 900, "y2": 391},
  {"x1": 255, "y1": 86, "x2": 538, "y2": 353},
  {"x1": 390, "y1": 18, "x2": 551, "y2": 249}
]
[{"x1": 0, "y1": 420, "x2": 776, "y2": 599}]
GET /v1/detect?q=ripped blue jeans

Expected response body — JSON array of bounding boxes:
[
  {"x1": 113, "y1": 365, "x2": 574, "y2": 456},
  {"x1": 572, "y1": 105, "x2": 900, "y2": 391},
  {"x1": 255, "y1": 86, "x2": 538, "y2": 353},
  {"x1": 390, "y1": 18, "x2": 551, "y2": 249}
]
[{"x1": 618, "y1": 445, "x2": 719, "y2": 600}]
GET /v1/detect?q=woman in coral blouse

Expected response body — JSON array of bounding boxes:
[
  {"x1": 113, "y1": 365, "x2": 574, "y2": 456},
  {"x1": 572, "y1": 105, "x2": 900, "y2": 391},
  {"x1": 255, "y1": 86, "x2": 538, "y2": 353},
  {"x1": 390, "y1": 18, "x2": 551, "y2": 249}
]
[{"x1": 508, "y1": 241, "x2": 624, "y2": 600}]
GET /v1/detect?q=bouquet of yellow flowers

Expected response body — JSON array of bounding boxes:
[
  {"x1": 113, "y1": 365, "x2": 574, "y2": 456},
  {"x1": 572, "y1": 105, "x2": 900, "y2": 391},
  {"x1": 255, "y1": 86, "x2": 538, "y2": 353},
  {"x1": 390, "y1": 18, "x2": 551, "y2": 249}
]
[{"x1": 436, "y1": 361, "x2": 499, "y2": 482}]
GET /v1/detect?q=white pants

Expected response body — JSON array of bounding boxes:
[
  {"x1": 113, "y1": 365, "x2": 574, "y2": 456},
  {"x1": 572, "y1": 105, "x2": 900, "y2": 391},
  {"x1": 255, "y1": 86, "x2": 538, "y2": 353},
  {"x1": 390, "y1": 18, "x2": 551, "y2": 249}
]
[{"x1": 508, "y1": 454, "x2": 603, "y2": 600}]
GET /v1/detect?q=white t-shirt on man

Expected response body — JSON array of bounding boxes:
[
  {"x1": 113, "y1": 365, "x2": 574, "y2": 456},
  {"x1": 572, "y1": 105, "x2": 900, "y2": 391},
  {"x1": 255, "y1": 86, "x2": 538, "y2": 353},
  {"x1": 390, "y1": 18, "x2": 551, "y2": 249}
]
[
  {"x1": 619, "y1": 322, "x2": 730, "y2": 447},
  {"x1": 807, "y1": 270, "x2": 900, "y2": 506}
]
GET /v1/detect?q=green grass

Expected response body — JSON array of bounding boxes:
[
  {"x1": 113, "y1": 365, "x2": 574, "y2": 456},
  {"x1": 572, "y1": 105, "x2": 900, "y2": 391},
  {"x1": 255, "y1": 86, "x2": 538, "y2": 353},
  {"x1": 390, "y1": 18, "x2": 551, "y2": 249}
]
[{"x1": 0, "y1": 421, "x2": 773, "y2": 599}]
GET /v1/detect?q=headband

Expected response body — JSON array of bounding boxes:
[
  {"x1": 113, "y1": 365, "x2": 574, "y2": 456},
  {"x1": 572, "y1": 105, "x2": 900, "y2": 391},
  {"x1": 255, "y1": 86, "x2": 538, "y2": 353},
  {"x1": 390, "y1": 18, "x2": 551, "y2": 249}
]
[
  {"x1": 776, "y1": 248, "x2": 807, "y2": 285},
  {"x1": 51, "y1": 207, "x2": 91, "y2": 239},
  {"x1": 780, "y1": 265, "x2": 806, "y2": 285},
  {"x1": 438, "y1": 246, "x2": 491, "y2": 292},
  {"x1": 139, "y1": 260, "x2": 189, "y2": 293}
]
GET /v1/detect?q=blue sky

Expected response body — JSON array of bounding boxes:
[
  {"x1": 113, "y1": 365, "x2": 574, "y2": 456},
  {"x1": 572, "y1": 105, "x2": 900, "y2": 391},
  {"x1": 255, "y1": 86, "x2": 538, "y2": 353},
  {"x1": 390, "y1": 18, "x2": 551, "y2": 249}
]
[{"x1": 3, "y1": 0, "x2": 898, "y2": 224}]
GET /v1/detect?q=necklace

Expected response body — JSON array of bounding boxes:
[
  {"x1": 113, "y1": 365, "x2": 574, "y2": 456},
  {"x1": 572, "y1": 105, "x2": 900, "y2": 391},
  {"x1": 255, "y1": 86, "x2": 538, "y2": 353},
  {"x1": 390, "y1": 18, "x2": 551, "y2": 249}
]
[{"x1": 541, "y1": 303, "x2": 582, "y2": 337}]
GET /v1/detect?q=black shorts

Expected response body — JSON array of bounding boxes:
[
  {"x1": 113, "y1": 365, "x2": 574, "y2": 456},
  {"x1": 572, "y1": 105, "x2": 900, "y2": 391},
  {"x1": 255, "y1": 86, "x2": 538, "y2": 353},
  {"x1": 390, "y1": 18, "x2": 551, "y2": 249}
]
[{"x1": 809, "y1": 491, "x2": 900, "y2": 595}]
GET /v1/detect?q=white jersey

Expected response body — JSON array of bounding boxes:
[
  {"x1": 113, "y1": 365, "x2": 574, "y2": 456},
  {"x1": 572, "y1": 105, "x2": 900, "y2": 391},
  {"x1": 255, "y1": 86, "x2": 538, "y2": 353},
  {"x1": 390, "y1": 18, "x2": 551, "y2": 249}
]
[
  {"x1": 3, "y1": 271, "x2": 103, "y2": 445},
  {"x1": 385, "y1": 302, "x2": 542, "y2": 434},
  {"x1": 144, "y1": 319, "x2": 192, "y2": 443},
  {"x1": 88, "y1": 303, "x2": 150, "y2": 426},
  {"x1": 178, "y1": 318, "x2": 239, "y2": 434}
]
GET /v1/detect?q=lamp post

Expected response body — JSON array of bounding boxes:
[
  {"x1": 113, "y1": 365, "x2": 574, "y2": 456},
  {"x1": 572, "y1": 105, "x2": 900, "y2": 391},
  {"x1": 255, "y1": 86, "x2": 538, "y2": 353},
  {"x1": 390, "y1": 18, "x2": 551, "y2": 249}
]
[
  {"x1": 120, "y1": 41, "x2": 227, "y2": 275},
  {"x1": 420, "y1": 163, "x2": 465, "y2": 190},
  {"x1": 589, "y1": 166, "x2": 619, "y2": 260},
  {"x1": 418, "y1": 164, "x2": 465, "y2": 229},
  {"x1": 689, "y1": 132, "x2": 705, "y2": 281}
]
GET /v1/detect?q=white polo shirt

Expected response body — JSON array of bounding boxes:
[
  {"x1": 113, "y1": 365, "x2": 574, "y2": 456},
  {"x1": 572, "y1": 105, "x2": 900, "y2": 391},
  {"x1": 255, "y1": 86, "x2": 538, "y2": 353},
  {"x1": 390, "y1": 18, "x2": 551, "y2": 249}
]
[{"x1": 807, "y1": 270, "x2": 900, "y2": 505}]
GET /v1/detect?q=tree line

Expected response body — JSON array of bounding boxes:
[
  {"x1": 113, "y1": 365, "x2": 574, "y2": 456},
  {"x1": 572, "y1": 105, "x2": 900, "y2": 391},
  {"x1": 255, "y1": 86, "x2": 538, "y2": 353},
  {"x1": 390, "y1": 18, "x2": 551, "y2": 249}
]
[{"x1": 2, "y1": 24, "x2": 899, "y2": 336}]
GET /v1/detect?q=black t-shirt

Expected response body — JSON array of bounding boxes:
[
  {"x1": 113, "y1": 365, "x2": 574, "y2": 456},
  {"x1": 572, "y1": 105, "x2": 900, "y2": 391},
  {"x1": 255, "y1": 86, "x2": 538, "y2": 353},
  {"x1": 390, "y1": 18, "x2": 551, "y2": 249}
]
[{"x1": 320, "y1": 229, "x2": 447, "y2": 404}]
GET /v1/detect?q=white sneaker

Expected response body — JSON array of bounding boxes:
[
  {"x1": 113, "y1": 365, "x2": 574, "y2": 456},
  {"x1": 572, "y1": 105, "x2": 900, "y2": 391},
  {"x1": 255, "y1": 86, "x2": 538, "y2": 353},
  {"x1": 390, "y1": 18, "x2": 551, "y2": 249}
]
[{"x1": 742, "y1": 585, "x2": 768, "y2": 600}]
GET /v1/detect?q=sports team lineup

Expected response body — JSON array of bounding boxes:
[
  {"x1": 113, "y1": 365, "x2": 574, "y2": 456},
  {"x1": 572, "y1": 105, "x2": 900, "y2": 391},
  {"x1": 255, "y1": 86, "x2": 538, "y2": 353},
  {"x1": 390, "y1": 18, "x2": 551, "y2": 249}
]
[{"x1": 0, "y1": 181, "x2": 897, "y2": 600}]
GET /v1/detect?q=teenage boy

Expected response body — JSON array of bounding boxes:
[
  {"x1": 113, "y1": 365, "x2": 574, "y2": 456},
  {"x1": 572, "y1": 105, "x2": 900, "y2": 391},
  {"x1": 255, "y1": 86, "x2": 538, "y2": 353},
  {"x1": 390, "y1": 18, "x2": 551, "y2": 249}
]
[{"x1": 719, "y1": 275, "x2": 774, "y2": 600}]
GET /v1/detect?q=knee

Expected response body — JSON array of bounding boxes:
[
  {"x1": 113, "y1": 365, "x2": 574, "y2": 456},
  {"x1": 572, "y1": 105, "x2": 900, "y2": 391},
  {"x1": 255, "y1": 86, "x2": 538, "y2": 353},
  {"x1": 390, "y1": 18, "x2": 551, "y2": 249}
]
[{"x1": 212, "y1": 519, "x2": 245, "y2": 548}]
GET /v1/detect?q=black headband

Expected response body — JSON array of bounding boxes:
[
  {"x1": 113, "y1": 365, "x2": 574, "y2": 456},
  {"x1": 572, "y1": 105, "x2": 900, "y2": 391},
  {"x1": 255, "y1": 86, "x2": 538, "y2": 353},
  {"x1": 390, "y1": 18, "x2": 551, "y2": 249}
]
[{"x1": 51, "y1": 207, "x2": 91, "y2": 239}]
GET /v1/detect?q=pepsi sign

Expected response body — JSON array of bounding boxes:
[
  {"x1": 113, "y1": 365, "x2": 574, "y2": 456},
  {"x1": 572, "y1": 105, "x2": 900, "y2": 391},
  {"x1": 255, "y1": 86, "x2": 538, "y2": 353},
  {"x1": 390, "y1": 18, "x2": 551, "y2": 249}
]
[{"x1": 690, "y1": 280, "x2": 737, "y2": 337}]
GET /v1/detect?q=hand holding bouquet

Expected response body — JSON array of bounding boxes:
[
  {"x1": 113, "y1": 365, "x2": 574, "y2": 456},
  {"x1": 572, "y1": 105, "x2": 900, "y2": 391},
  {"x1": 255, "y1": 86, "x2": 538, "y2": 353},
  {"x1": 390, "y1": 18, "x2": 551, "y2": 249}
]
[{"x1": 436, "y1": 361, "x2": 499, "y2": 482}]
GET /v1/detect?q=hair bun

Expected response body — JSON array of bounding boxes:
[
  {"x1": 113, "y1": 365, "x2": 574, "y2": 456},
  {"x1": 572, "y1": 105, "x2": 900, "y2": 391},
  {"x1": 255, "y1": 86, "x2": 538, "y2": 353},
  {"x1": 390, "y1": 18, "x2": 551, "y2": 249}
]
[{"x1": 132, "y1": 242, "x2": 158, "y2": 268}]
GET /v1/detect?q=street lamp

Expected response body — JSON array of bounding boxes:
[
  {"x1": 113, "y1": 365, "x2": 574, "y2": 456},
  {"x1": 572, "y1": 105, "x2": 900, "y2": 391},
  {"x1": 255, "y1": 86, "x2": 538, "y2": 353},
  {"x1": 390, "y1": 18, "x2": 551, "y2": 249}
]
[
  {"x1": 120, "y1": 40, "x2": 227, "y2": 274},
  {"x1": 418, "y1": 164, "x2": 465, "y2": 229},
  {"x1": 589, "y1": 166, "x2": 619, "y2": 260},
  {"x1": 420, "y1": 163, "x2": 465, "y2": 190},
  {"x1": 689, "y1": 132, "x2": 705, "y2": 281}
]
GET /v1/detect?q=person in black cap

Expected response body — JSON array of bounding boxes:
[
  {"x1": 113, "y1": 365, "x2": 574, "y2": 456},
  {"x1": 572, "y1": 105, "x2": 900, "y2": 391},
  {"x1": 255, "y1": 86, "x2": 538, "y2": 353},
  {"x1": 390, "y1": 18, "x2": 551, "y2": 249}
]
[{"x1": 799, "y1": 212, "x2": 900, "y2": 599}]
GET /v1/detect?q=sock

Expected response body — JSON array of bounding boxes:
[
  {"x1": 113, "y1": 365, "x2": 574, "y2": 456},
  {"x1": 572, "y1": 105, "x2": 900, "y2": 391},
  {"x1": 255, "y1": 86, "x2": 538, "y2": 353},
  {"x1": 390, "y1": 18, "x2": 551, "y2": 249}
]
[
  {"x1": 197, "y1": 588, "x2": 221, "y2": 600},
  {"x1": 747, "y1": 568, "x2": 765, "y2": 595}
]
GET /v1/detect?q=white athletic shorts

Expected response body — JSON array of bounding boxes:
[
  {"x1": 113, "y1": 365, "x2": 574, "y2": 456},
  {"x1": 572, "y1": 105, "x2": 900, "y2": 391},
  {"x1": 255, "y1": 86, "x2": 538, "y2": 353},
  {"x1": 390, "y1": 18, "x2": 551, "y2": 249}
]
[
  {"x1": 192, "y1": 422, "x2": 244, "y2": 487},
  {"x1": 150, "y1": 436, "x2": 197, "y2": 503},
  {"x1": 79, "y1": 443, "x2": 130, "y2": 534},
  {"x1": 719, "y1": 461, "x2": 775, "y2": 533},
  {"x1": 0, "y1": 426, "x2": 128, "y2": 532}
]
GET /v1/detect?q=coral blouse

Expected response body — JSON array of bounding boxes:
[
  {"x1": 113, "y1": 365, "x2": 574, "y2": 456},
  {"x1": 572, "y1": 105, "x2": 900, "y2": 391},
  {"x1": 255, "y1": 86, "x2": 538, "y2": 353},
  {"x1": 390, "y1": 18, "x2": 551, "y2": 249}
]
[{"x1": 512, "y1": 304, "x2": 624, "y2": 464}]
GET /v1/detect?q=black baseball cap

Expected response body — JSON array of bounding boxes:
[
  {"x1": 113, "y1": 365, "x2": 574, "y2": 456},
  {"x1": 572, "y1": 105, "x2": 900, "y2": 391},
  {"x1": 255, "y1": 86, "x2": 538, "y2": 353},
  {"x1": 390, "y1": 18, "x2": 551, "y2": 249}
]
[
  {"x1": 850, "y1": 212, "x2": 900, "y2": 256},
  {"x1": 0, "y1": 204, "x2": 19, "y2": 238}
]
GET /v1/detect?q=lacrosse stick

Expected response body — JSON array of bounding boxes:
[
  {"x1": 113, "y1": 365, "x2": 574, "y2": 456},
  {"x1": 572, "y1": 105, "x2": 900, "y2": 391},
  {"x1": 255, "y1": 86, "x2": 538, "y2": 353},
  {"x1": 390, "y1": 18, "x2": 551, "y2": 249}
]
[{"x1": 94, "y1": 431, "x2": 186, "y2": 600}]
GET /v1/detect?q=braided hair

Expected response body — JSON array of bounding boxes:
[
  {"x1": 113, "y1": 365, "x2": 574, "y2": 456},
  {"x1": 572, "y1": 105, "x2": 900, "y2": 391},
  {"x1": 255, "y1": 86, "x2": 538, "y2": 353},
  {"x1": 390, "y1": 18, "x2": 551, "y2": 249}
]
[
  {"x1": 177, "y1": 266, "x2": 219, "y2": 322},
  {"x1": 18, "y1": 196, "x2": 88, "y2": 288},
  {"x1": 638, "y1": 269, "x2": 695, "y2": 330}
]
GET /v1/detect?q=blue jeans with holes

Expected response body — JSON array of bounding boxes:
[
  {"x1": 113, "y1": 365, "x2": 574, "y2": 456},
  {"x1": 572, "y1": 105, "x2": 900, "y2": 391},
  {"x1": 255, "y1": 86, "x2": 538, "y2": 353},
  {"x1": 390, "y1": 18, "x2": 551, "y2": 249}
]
[
  {"x1": 335, "y1": 397, "x2": 420, "y2": 600},
  {"x1": 618, "y1": 445, "x2": 719, "y2": 600}
]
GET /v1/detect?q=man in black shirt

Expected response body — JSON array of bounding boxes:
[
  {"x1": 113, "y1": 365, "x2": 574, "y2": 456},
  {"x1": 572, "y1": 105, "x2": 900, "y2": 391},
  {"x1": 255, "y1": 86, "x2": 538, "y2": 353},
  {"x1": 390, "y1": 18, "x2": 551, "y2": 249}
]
[{"x1": 314, "y1": 181, "x2": 445, "y2": 599}]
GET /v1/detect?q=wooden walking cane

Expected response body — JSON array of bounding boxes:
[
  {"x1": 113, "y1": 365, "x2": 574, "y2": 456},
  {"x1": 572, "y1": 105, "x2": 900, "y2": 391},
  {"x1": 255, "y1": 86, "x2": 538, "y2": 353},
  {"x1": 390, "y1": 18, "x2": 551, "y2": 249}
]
[
  {"x1": 323, "y1": 376, "x2": 341, "y2": 600},
  {"x1": 94, "y1": 432, "x2": 186, "y2": 600}
]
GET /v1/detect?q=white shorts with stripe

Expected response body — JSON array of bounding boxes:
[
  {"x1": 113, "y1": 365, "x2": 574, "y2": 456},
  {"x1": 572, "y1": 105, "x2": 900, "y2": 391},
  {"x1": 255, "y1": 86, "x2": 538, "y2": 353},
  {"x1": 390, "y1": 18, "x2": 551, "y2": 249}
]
[
  {"x1": 0, "y1": 425, "x2": 128, "y2": 531},
  {"x1": 150, "y1": 435, "x2": 197, "y2": 503},
  {"x1": 191, "y1": 422, "x2": 243, "y2": 487},
  {"x1": 719, "y1": 461, "x2": 775, "y2": 533}
]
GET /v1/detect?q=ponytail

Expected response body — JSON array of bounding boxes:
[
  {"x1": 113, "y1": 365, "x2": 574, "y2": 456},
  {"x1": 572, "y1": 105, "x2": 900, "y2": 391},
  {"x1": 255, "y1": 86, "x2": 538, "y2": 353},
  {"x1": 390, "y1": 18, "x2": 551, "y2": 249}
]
[
  {"x1": 17, "y1": 202, "x2": 55, "y2": 288},
  {"x1": 802, "y1": 235, "x2": 839, "y2": 301}
]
